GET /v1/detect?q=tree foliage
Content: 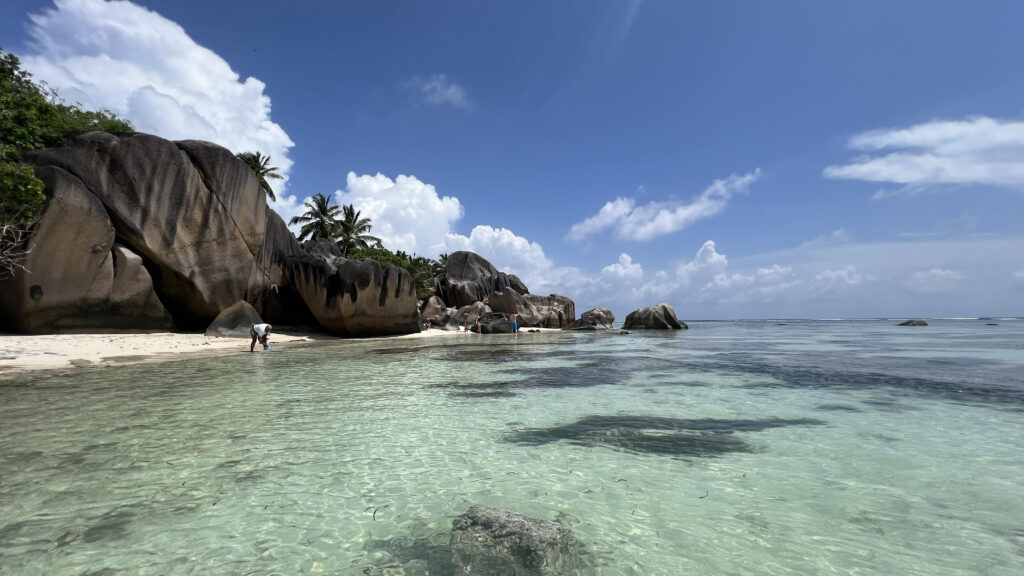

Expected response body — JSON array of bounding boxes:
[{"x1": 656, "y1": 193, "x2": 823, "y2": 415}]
[
  {"x1": 236, "y1": 150, "x2": 283, "y2": 201},
  {"x1": 289, "y1": 193, "x2": 342, "y2": 242},
  {"x1": 348, "y1": 244, "x2": 443, "y2": 301},
  {"x1": 337, "y1": 204, "x2": 380, "y2": 257},
  {"x1": 1, "y1": 46, "x2": 132, "y2": 276}
]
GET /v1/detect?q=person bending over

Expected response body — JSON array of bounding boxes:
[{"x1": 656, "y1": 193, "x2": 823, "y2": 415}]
[{"x1": 250, "y1": 323, "x2": 273, "y2": 351}]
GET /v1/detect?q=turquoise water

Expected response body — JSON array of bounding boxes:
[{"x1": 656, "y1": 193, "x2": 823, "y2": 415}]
[{"x1": 1, "y1": 319, "x2": 1023, "y2": 575}]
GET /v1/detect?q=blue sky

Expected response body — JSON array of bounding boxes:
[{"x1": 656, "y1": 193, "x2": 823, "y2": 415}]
[{"x1": 3, "y1": 0, "x2": 1024, "y2": 319}]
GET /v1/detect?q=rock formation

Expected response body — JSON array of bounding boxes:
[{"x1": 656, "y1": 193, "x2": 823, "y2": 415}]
[
  {"x1": 622, "y1": 303, "x2": 688, "y2": 330},
  {"x1": 450, "y1": 506, "x2": 582, "y2": 575},
  {"x1": 436, "y1": 251, "x2": 528, "y2": 308},
  {"x1": 287, "y1": 251, "x2": 419, "y2": 337},
  {"x1": 564, "y1": 307, "x2": 615, "y2": 330},
  {"x1": 0, "y1": 132, "x2": 417, "y2": 336},
  {"x1": 426, "y1": 251, "x2": 576, "y2": 329},
  {"x1": 898, "y1": 319, "x2": 928, "y2": 326},
  {"x1": 204, "y1": 300, "x2": 263, "y2": 337}
]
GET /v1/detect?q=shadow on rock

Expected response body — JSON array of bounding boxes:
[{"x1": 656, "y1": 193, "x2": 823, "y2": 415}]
[{"x1": 505, "y1": 415, "x2": 826, "y2": 459}]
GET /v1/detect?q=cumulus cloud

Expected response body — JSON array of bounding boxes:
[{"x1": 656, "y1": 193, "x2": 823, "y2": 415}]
[
  {"x1": 406, "y1": 74, "x2": 472, "y2": 109},
  {"x1": 19, "y1": 0, "x2": 298, "y2": 215},
  {"x1": 336, "y1": 172, "x2": 464, "y2": 256},
  {"x1": 824, "y1": 116, "x2": 1024, "y2": 196},
  {"x1": 800, "y1": 229, "x2": 852, "y2": 249},
  {"x1": 568, "y1": 170, "x2": 760, "y2": 241}
]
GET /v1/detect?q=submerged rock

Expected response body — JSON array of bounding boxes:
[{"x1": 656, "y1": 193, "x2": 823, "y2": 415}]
[
  {"x1": 898, "y1": 319, "x2": 928, "y2": 326},
  {"x1": 450, "y1": 506, "x2": 581, "y2": 575},
  {"x1": 622, "y1": 303, "x2": 688, "y2": 330}
]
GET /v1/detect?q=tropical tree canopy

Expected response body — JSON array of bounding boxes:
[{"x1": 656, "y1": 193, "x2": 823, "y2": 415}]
[
  {"x1": 337, "y1": 203, "x2": 380, "y2": 257},
  {"x1": 235, "y1": 151, "x2": 283, "y2": 201},
  {"x1": 1, "y1": 45, "x2": 132, "y2": 277},
  {"x1": 289, "y1": 193, "x2": 342, "y2": 242}
]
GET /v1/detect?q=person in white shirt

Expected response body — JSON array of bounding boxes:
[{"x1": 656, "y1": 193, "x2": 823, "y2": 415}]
[{"x1": 250, "y1": 323, "x2": 273, "y2": 352}]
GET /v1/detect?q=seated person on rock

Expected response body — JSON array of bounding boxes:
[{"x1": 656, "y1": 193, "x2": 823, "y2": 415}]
[{"x1": 250, "y1": 323, "x2": 273, "y2": 351}]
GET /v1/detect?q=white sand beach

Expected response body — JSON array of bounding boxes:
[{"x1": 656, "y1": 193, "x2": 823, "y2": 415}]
[{"x1": 0, "y1": 327, "x2": 557, "y2": 377}]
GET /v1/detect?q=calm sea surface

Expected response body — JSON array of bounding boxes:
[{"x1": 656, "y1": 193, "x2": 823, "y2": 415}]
[{"x1": 1, "y1": 319, "x2": 1023, "y2": 575}]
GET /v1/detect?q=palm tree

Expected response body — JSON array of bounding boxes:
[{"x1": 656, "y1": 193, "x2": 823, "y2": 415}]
[
  {"x1": 289, "y1": 193, "x2": 342, "y2": 242},
  {"x1": 337, "y1": 204, "x2": 380, "y2": 257},
  {"x1": 236, "y1": 151, "x2": 283, "y2": 201}
]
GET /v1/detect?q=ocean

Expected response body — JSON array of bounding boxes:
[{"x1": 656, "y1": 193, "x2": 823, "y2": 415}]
[{"x1": 1, "y1": 319, "x2": 1022, "y2": 575}]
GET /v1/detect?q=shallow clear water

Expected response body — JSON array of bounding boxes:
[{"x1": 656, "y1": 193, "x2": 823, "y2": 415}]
[{"x1": 2, "y1": 319, "x2": 1023, "y2": 575}]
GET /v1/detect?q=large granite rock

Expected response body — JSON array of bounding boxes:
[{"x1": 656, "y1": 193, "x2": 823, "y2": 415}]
[
  {"x1": 1, "y1": 132, "x2": 412, "y2": 336},
  {"x1": 420, "y1": 295, "x2": 448, "y2": 323},
  {"x1": 287, "y1": 254, "x2": 420, "y2": 337},
  {"x1": 205, "y1": 300, "x2": 263, "y2": 337},
  {"x1": 21, "y1": 133, "x2": 264, "y2": 328},
  {"x1": 622, "y1": 303, "x2": 688, "y2": 330},
  {"x1": 437, "y1": 251, "x2": 530, "y2": 308},
  {"x1": 564, "y1": 307, "x2": 615, "y2": 330},
  {"x1": 486, "y1": 290, "x2": 576, "y2": 328},
  {"x1": 898, "y1": 319, "x2": 928, "y2": 326},
  {"x1": 0, "y1": 165, "x2": 172, "y2": 332},
  {"x1": 450, "y1": 506, "x2": 581, "y2": 575}
]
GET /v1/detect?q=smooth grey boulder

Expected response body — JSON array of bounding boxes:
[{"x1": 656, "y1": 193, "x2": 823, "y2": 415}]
[
  {"x1": 898, "y1": 319, "x2": 928, "y2": 326},
  {"x1": 287, "y1": 255, "x2": 420, "y2": 337},
  {"x1": 450, "y1": 302, "x2": 492, "y2": 330},
  {"x1": 450, "y1": 506, "x2": 581, "y2": 576},
  {"x1": 437, "y1": 251, "x2": 530, "y2": 308},
  {"x1": 485, "y1": 290, "x2": 576, "y2": 328},
  {"x1": 0, "y1": 165, "x2": 172, "y2": 332},
  {"x1": 205, "y1": 300, "x2": 263, "y2": 337},
  {"x1": 420, "y1": 295, "x2": 448, "y2": 323},
  {"x1": 564, "y1": 307, "x2": 615, "y2": 330},
  {"x1": 476, "y1": 312, "x2": 514, "y2": 334},
  {"x1": 622, "y1": 303, "x2": 688, "y2": 330}
]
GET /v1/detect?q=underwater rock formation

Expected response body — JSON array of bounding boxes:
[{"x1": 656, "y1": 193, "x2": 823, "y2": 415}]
[{"x1": 450, "y1": 506, "x2": 582, "y2": 575}]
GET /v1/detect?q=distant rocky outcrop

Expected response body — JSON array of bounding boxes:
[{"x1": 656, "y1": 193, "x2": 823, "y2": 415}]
[
  {"x1": 622, "y1": 303, "x2": 688, "y2": 330},
  {"x1": 898, "y1": 319, "x2": 928, "y2": 326},
  {"x1": 0, "y1": 132, "x2": 416, "y2": 336},
  {"x1": 426, "y1": 251, "x2": 576, "y2": 329},
  {"x1": 564, "y1": 307, "x2": 615, "y2": 330},
  {"x1": 436, "y1": 251, "x2": 528, "y2": 308},
  {"x1": 451, "y1": 506, "x2": 582, "y2": 575}
]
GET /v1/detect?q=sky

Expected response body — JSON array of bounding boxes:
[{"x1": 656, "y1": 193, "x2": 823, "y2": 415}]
[{"x1": 2, "y1": 0, "x2": 1023, "y2": 320}]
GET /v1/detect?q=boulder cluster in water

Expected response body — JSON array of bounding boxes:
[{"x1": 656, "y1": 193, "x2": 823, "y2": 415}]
[{"x1": 0, "y1": 131, "x2": 690, "y2": 337}]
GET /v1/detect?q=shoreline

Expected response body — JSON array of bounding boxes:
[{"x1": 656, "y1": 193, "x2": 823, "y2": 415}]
[{"x1": 0, "y1": 327, "x2": 560, "y2": 381}]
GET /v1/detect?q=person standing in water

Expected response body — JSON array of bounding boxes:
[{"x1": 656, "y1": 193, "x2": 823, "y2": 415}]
[
  {"x1": 509, "y1": 313, "x2": 519, "y2": 333},
  {"x1": 250, "y1": 323, "x2": 273, "y2": 352}
]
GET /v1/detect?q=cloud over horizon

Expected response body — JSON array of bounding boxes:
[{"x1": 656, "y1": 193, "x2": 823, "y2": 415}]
[
  {"x1": 19, "y1": 0, "x2": 299, "y2": 214},
  {"x1": 824, "y1": 115, "x2": 1024, "y2": 197},
  {"x1": 568, "y1": 170, "x2": 760, "y2": 241},
  {"x1": 406, "y1": 74, "x2": 472, "y2": 109}
]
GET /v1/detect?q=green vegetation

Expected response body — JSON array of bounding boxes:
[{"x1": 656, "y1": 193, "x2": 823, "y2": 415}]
[
  {"x1": 0, "y1": 46, "x2": 132, "y2": 278},
  {"x1": 288, "y1": 192, "x2": 443, "y2": 300},
  {"x1": 348, "y1": 244, "x2": 444, "y2": 301},
  {"x1": 337, "y1": 204, "x2": 380, "y2": 257},
  {"x1": 289, "y1": 192, "x2": 343, "y2": 242},
  {"x1": 236, "y1": 150, "x2": 282, "y2": 201}
]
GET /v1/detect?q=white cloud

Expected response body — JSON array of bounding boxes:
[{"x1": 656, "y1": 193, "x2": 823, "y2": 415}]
[
  {"x1": 908, "y1": 268, "x2": 966, "y2": 294},
  {"x1": 800, "y1": 229, "x2": 852, "y2": 249},
  {"x1": 20, "y1": 0, "x2": 299, "y2": 217},
  {"x1": 406, "y1": 74, "x2": 472, "y2": 109},
  {"x1": 568, "y1": 170, "x2": 760, "y2": 242},
  {"x1": 567, "y1": 197, "x2": 635, "y2": 241},
  {"x1": 824, "y1": 116, "x2": 1024, "y2": 195},
  {"x1": 337, "y1": 172, "x2": 464, "y2": 256}
]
